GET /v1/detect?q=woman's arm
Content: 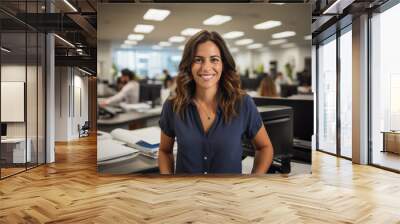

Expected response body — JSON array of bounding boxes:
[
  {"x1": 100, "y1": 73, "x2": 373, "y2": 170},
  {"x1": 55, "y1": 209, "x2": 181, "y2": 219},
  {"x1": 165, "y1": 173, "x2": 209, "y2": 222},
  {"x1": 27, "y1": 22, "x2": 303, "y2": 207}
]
[
  {"x1": 251, "y1": 124, "x2": 274, "y2": 174},
  {"x1": 158, "y1": 131, "x2": 175, "y2": 174}
]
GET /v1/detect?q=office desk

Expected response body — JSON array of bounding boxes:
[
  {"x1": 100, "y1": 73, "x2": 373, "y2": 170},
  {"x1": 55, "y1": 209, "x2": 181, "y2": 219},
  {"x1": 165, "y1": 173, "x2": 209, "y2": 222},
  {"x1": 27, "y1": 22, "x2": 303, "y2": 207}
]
[
  {"x1": 97, "y1": 127, "x2": 165, "y2": 174},
  {"x1": 99, "y1": 104, "x2": 294, "y2": 175},
  {"x1": 97, "y1": 107, "x2": 162, "y2": 132},
  {"x1": 98, "y1": 153, "x2": 159, "y2": 174},
  {"x1": 1, "y1": 138, "x2": 32, "y2": 165}
]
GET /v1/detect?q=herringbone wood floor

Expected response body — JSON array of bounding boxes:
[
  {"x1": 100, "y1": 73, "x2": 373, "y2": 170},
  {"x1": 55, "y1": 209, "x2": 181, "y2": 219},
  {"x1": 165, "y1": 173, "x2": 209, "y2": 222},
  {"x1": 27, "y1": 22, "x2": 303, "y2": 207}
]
[{"x1": 1, "y1": 135, "x2": 400, "y2": 223}]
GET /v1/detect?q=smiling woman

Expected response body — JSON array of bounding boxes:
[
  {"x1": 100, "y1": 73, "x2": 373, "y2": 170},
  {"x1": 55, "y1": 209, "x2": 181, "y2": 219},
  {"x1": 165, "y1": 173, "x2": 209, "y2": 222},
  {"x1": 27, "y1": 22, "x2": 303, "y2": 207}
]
[{"x1": 158, "y1": 30, "x2": 274, "y2": 174}]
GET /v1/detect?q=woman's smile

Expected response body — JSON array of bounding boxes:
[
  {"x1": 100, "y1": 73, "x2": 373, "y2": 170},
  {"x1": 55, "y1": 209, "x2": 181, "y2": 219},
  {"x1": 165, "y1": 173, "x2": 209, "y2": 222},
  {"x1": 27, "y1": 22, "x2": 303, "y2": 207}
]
[{"x1": 198, "y1": 73, "x2": 215, "y2": 81}]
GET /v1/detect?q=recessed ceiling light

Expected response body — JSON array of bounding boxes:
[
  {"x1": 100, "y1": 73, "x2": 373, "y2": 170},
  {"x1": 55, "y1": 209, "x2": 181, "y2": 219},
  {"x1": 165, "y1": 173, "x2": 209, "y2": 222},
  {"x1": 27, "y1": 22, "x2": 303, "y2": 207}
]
[
  {"x1": 272, "y1": 31, "x2": 296, "y2": 39},
  {"x1": 257, "y1": 47, "x2": 269, "y2": 52},
  {"x1": 124, "y1": 40, "x2": 137, "y2": 45},
  {"x1": 281, "y1": 43, "x2": 296, "y2": 48},
  {"x1": 230, "y1": 48, "x2": 239, "y2": 53},
  {"x1": 178, "y1": 45, "x2": 185, "y2": 51},
  {"x1": 235, "y1": 39, "x2": 254, "y2": 46},
  {"x1": 247, "y1": 43, "x2": 263, "y2": 49},
  {"x1": 143, "y1": 9, "x2": 170, "y2": 21},
  {"x1": 159, "y1": 41, "x2": 171, "y2": 47},
  {"x1": 63, "y1": 0, "x2": 77, "y2": 12},
  {"x1": 181, "y1": 28, "x2": 202, "y2": 36},
  {"x1": 222, "y1": 31, "x2": 244, "y2": 39},
  {"x1": 134, "y1": 24, "x2": 154, "y2": 34},
  {"x1": 168, "y1": 36, "x2": 186, "y2": 43},
  {"x1": 127, "y1": 34, "x2": 144, "y2": 41},
  {"x1": 304, "y1": 35, "x2": 312, "y2": 40},
  {"x1": 203, "y1": 15, "x2": 232, "y2": 26},
  {"x1": 269, "y1": 39, "x2": 288, "y2": 45},
  {"x1": 1, "y1": 47, "x2": 11, "y2": 53},
  {"x1": 254, "y1": 20, "x2": 282, "y2": 30},
  {"x1": 152, "y1": 45, "x2": 163, "y2": 50}
]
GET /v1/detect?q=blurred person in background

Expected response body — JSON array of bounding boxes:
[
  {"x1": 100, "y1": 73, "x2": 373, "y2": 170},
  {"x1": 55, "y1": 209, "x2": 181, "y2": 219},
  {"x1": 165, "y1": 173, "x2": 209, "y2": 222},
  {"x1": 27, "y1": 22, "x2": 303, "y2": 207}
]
[
  {"x1": 258, "y1": 75, "x2": 278, "y2": 97},
  {"x1": 100, "y1": 68, "x2": 139, "y2": 107}
]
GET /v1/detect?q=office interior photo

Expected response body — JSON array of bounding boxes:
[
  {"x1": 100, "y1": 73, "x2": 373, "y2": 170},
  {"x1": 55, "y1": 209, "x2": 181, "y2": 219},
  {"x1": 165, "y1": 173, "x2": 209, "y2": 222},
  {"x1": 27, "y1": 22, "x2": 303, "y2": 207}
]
[
  {"x1": 0, "y1": 0, "x2": 399, "y2": 223},
  {"x1": 0, "y1": 0, "x2": 97, "y2": 180},
  {"x1": 97, "y1": 3, "x2": 312, "y2": 175}
]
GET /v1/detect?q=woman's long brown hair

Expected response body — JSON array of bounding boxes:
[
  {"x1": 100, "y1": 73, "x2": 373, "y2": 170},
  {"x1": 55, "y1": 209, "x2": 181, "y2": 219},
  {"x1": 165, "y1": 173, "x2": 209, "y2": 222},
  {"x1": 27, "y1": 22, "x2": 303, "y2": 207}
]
[{"x1": 171, "y1": 30, "x2": 245, "y2": 123}]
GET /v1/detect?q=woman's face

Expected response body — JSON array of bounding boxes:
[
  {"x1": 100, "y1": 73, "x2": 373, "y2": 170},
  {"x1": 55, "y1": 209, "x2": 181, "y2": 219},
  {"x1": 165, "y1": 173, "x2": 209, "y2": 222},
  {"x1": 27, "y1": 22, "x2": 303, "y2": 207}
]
[{"x1": 191, "y1": 41, "x2": 223, "y2": 91}]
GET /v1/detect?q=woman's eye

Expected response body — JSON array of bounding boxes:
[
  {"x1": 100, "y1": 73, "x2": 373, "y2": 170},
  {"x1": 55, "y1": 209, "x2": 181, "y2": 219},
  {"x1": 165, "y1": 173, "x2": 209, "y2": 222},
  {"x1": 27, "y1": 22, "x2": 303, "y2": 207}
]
[
  {"x1": 211, "y1": 58, "x2": 220, "y2": 63},
  {"x1": 194, "y1": 58, "x2": 202, "y2": 63}
]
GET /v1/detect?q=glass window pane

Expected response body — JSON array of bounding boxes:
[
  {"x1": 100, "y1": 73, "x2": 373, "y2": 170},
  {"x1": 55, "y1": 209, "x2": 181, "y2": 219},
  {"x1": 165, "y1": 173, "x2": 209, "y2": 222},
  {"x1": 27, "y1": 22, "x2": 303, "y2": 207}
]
[
  {"x1": 340, "y1": 29, "x2": 352, "y2": 158},
  {"x1": 38, "y1": 33, "x2": 46, "y2": 165},
  {"x1": 27, "y1": 31, "x2": 38, "y2": 169},
  {"x1": 318, "y1": 37, "x2": 337, "y2": 154},
  {"x1": 371, "y1": 3, "x2": 400, "y2": 171},
  {"x1": 1, "y1": 30, "x2": 28, "y2": 177},
  {"x1": 113, "y1": 49, "x2": 181, "y2": 79}
]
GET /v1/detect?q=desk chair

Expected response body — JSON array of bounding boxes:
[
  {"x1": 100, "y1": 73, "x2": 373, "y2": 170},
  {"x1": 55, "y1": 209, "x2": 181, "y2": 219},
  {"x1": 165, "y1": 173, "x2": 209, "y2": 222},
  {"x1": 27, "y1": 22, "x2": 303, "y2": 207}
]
[{"x1": 79, "y1": 121, "x2": 90, "y2": 138}]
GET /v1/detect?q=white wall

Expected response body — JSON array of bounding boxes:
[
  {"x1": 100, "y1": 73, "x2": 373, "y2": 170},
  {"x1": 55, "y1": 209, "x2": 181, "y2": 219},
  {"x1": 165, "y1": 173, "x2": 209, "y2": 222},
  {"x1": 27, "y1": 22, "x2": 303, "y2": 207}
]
[{"x1": 55, "y1": 67, "x2": 89, "y2": 141}]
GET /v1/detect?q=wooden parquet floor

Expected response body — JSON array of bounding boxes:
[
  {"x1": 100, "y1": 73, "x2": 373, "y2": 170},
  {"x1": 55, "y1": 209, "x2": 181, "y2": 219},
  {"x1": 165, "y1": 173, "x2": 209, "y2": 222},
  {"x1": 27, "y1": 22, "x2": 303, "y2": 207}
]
[{"x1": 1, "y1": 135, "x2": 400, "y2": 223}]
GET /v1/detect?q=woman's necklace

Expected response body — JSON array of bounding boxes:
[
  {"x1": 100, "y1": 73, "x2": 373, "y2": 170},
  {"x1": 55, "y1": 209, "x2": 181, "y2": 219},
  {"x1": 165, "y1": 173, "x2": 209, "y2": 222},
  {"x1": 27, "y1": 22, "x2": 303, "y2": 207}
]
[{"x1": 194, "y1": 99, "x2": 214, "y2": 120}]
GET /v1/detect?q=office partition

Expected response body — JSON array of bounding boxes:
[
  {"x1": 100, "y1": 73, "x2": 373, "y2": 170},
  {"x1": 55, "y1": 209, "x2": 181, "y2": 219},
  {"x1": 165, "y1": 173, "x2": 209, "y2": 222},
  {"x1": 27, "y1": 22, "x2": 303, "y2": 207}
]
[{"x1": 0, "y1": 1, "x2": 47, "y2": 179}]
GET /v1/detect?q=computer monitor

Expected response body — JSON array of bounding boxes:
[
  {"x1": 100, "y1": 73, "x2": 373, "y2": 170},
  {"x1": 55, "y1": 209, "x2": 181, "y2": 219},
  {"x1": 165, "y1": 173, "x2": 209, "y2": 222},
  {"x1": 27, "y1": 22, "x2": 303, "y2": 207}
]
[
  {"x1": 253, "y1": 97, "x2": 313, "y2": 141},
  {"x1": 280, "y1": 84, "x2": 298, "y2": 97},
  {"x1": 240, "y1": 77, "x2": 260, "y2": 91},
  {"x1": 139, "y1": 84, "x2": 162, "y2": 105},
  {"x1": 242, "y1": 105, "x2": 293, "y2": 173},
  {"x1": 1, "y1": 123, "x2": 7, "y2": 137}
]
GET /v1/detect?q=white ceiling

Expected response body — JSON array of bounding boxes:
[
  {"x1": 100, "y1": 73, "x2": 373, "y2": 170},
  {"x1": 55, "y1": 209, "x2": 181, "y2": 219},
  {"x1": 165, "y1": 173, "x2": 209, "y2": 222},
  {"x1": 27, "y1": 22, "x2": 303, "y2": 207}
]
[{"x1": 98, "y1": 3, "x2": 311, "y2": 51}]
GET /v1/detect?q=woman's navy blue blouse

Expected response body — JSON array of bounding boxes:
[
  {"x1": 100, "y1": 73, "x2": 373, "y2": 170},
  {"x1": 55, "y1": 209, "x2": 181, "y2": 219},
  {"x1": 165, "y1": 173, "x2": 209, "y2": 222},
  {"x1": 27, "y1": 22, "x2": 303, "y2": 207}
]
[{"x1": 159, "y1": 94, "x2": 262, "y2": 174}]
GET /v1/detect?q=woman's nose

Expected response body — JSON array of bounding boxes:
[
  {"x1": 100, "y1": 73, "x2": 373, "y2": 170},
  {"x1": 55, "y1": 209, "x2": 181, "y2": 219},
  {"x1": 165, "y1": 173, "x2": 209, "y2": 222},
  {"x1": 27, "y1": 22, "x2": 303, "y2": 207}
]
[{"x1": 200, "y1": 59, "x2": 213, "y2": 72}]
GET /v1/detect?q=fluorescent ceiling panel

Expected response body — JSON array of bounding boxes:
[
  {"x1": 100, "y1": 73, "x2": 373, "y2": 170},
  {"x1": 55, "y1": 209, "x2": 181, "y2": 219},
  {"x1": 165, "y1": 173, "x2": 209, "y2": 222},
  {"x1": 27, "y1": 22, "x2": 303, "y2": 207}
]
[
  {"x1": 124, "y1": 40, "x2": 137, "y2": 45},
  {"x1": 143, "y1": 9, "x2": 170, "y2": 21},
  {"x1": 230, "y1": 48, "x2": 239, "y2": 53},
  {"x1": 134, "y1": 24, "x2": 154, "y2": 33},
  {"x1": 247, "y1": 43, "x2": 263, "y2": 49},
  {"x1": 272, "y1": 31, "x2": 296, "y2": 39},
  {"x1": 168, "y1": 36, "x2": 186, "y2": 43},
  {"x1": 203, "y1": 15, "x2": 232, "y2": 26},
  {"x1": 254, "y1": 20, "x2": 282, "y2": 30},
  {"x1": 181, "y1": 28, "x2": 202, "y2": 36},
  {"x1": 127, "y1": 34, "x2": 144, "y2": 41},
  {"x1": 222, "y1": 31, "x2": 244, "y2": 39},
  {"x1": 235, "y1": 39, "x2": 254, "y2": 46}
]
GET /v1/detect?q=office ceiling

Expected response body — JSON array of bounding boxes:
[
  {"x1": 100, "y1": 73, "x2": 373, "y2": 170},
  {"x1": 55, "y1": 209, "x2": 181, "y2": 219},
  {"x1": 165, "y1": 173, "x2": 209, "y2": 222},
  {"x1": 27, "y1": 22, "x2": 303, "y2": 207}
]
[{"x1": 98, "y1": 3, "x2": 311, "y2": 50}]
